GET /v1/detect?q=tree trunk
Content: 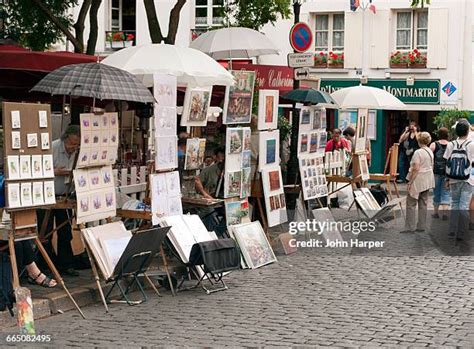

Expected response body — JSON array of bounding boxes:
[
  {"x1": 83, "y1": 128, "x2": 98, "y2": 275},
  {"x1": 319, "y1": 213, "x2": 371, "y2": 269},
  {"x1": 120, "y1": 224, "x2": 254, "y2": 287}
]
[
  {"x1": 144, "y1": 0, "x2": 164, "y2": 43},
  {"x1": 86, "y1": 0, "x2": 102, "y2": 55},
  {"x1": 31, "y1": 0, "x2": 84, "y2": 52},
  {"x1": 73, "y1": 0, "x2": 92, "y2": 53},
  {"x1": 166, "y1": 0, "x2": 187, "y2": 44}
]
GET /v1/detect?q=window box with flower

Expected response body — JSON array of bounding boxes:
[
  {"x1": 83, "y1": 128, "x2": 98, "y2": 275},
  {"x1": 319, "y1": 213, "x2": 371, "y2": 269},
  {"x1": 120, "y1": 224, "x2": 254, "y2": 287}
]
[
  {"x1": 314, "y1": 52, "x2": 328, "y2": 68},
  {"x1": 105, "y1": 31, "x2": 135, "y2": 49},
  {"x1": 390, "y1": 51, "x2": 409, "y2": 68},
  {"x1": 408, "y1": 49, "x2": 427, "y2": 68},
  {"x1": 328, "y1": 52, "x2": 344, "y2": 68}
]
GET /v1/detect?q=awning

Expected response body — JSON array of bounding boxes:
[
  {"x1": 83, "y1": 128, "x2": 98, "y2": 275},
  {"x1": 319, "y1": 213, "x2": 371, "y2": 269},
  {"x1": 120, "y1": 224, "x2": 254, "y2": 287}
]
[{"x1": 0, "y1": 45, "x2": 97, "y2": 73}]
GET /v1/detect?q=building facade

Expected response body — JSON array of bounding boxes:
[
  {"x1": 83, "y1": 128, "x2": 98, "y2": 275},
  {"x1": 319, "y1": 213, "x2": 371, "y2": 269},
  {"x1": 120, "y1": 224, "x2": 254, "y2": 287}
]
[{"x1": 55, "y1": 0, "x2": 472, "y2": 172}]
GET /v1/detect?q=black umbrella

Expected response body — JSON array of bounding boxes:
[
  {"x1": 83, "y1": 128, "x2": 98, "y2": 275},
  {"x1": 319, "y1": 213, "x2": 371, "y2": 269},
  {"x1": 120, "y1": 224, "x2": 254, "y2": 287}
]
[
  {"x1": 31, "y1": 62, "x2": 154, "y2": 104},
  {"x1": 282, "y1": 88, "x2": 338, "y2": 106}
]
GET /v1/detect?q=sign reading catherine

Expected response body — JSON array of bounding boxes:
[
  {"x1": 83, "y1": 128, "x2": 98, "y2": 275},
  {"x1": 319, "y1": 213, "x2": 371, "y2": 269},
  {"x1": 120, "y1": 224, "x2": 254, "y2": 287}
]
[{"x1": 320, "y1": 79, "x2": 440, "y2": 104}]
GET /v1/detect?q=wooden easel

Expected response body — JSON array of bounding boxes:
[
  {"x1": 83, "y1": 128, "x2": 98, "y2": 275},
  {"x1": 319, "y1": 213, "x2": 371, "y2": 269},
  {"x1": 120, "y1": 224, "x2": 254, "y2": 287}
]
[{"x1": 6, "y1": 209, "x2": 85, "y2": 319}]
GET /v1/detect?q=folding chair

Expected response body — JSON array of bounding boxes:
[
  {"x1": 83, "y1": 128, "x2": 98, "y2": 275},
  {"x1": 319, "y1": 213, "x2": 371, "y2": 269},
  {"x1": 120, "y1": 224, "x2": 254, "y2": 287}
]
[
  {"x1": 104, "y1": 226, "x2": 171, "y2": 306},
  {"x1": 184, "y1": 238, "x2": 240, "y2": 294}
]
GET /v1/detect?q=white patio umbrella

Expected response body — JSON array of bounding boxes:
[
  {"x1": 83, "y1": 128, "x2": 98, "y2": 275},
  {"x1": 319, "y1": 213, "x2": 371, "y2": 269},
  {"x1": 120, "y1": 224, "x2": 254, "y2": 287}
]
[
  {"x1": 330, "y1": 85, "x2": 406, "y2": 110},
  {"x1": 101, "y1": 44, "x2": 234, "y2": 87},
  {"x1": 189, "y1": 27, "x2": 279, "y2": 60}
]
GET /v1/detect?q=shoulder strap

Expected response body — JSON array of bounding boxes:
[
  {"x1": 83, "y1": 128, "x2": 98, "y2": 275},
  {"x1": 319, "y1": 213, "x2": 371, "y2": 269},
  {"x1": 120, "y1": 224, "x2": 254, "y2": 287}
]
[{"x1": 422, "y1": 147, "x2": 433, "y2": 164}]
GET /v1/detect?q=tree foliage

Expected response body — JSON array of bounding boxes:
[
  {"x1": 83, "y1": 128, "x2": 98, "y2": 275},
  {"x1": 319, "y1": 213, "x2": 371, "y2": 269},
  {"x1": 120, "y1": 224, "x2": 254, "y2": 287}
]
[
  {"x1": 410, "y1": 0, "x2": 431, "y2": 8},
  {"x1": 228, "y1": 0, "x2": 292, "y2": 31},
  {"x1": 433, "y1": 109, "x2": 470, "y2": 138},
  {"x1": 1, "y1": 0, "x2": 76, "y2": 51}
]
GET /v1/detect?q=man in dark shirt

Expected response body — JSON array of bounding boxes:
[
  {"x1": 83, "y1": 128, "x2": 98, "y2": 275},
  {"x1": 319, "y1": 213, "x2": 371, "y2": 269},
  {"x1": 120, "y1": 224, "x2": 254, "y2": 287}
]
[{"x1": 195, "y1": 147, "x2": 225, "y2": 199}]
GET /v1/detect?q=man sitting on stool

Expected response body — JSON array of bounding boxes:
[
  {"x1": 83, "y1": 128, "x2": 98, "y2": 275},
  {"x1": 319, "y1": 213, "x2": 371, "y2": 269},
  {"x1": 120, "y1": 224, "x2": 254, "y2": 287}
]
[{"x1": 37, "y1": 125, "x2": 81, "y2": 276}]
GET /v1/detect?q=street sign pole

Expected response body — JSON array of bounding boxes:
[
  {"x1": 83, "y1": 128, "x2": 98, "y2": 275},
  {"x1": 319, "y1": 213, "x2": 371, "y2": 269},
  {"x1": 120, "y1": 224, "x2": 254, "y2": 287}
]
[{"x1": 287, "y1": 1, "x2": 302, "y2": 203}]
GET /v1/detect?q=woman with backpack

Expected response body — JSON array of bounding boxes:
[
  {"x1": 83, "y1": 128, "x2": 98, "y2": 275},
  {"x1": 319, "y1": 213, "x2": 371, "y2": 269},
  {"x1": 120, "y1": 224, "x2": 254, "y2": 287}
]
[
  {"x1": 402, "y1": 132, "x2": 435, "y2": 233},
  {"x1": 429, "y1": 127, "x2": 450, "y2": 220}
]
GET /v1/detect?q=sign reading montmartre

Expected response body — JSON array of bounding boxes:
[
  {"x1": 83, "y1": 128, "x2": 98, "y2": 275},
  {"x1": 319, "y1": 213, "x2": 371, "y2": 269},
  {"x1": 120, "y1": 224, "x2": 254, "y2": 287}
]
[{"x1": 320, "y1": 79, "x2": 440, "y2": 104}]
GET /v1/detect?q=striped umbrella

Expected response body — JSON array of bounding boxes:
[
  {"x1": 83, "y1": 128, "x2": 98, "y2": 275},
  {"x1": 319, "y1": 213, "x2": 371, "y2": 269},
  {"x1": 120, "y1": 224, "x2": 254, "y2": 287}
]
[{"x1": 31, "y1": 62, "x2": 154, "y2": 103}]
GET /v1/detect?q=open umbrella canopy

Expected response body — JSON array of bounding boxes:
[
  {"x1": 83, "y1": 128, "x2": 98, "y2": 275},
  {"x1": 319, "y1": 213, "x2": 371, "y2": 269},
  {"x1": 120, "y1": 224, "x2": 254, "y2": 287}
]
[
  {"x1": 189, "y1": 27, "x2": 279, "y2": 60},
  {"x1": 330, "y1": 85, "x2": 406, "y2": 110},
  {"x1": 30, "y1": 62, "x2": 154, "y2": 103},
  {"x1": 282, "y1": 88, "x2": 338, "y2": 106},
  {"x1": 101, "y1": 43, "x2": 234, "y2": 87}
]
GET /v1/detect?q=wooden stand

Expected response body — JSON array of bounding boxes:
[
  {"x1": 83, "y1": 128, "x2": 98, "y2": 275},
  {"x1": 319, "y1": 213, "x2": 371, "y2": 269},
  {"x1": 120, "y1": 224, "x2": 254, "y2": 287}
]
[{"x1": 6, "y1": 209, "x2": 85, "y2": 319}]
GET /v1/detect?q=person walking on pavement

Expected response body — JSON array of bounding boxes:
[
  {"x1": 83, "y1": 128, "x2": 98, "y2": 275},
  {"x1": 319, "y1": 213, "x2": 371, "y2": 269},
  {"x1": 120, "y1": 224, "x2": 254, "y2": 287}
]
[
  {"x1": 444, "y1": 119, "x2": 474, "y2": 240},
  {"x1": 402, "y1": 132, "x2": 435, "y2": 233},
  {"x1": 429, "y1": 127, "x2": 450, "y2": 220},
  {"x1": 398, "y1": 121, "x2": 419, "y2": 183}
]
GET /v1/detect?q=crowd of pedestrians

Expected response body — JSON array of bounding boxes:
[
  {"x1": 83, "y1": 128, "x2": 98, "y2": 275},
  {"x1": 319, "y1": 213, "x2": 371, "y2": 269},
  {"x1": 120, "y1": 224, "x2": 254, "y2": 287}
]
[{"x1": 401, "y1": 119, "x2": 474, "y2": 240}]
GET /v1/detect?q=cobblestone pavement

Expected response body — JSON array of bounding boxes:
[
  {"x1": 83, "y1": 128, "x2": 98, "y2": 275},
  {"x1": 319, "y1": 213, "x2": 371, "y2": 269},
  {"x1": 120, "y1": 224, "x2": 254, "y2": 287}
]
[{"x1": 3, "y1": 238, "x2": 474, "y2": 347}]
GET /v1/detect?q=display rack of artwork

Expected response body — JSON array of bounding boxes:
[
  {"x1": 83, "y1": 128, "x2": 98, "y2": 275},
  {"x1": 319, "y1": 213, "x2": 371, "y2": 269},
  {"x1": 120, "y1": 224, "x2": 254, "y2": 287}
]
[
  {"x1": 150, "y1": 171, "x2": 183, "y2": 225},
  {"x1": 3, "y1": 102, "x2": 56, "y2": 209},
  {"x1": 299, "y1": 154, "x2": 328, "y2": 200},
  {"x1": 223, "y1": 70, "x2": 256, "y2": 125},
  {"x1": 77, "y1": 113, "x2": 119, "y2": 168},
  {"x1": 74, "y1": 165, "x2": 117, "y2": 224},
  {"x1": 224, "y1": 127, "x2": 252, "y2": 198},
  {"x1": 354, "y1": 108, "x2": 369, "y2": 155},
  {"x1": 297, "y1": 106, "x2": 327, "y2": 156},
  {"x1": 261, "y1": 167, "x2": 288, "y2": 227}
]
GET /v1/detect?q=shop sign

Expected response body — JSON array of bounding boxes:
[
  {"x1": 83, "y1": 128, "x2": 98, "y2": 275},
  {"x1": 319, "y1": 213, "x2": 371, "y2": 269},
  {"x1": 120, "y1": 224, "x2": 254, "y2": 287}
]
[
  {"x1": 231, "y1": 63, "x2": 294, "y2": 92},
  {"x1": 320, "y1": 79, "x2": 440, "y2": 104}
]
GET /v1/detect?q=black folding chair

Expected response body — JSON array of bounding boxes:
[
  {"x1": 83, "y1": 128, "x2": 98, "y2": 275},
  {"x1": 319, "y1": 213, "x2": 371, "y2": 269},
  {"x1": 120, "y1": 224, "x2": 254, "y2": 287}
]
[
  {"x1": 183, "y1": 238, "x2": 240, "y2": 294},
  {"x1": 104, "y1": 226, "x2": 171, "y2": 306}
]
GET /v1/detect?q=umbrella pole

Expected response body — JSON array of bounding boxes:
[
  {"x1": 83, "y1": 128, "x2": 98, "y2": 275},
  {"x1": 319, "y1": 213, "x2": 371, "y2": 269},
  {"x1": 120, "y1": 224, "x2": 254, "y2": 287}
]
[{"x1": 61, "y1": 95, "x2": 66, "y2": 133}]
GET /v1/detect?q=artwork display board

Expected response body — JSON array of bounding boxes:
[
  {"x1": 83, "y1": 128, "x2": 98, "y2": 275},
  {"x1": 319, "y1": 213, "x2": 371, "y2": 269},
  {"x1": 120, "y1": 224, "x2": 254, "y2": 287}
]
[
  {"x1": 298, "y1": 107, "x2": 327, "y2": 156},
  {"x1": 74, "y1": 166, "x2": 117, "y2": 224},
  {"x1": 354, "y1": 108, "x2": 369, "y2": 154},
  {"x1": 261, "y1": 167, "x2": 288, "y2": 227},
  {"x1": 160, "y1": 215, "x2": 217, "y2": 264},
  {"x1": 258, "y1": 130, "x2": 280, "y2": 171},
  {"x1": 155, "y1": 135, "x2": 178, "y2": 171},
  {"x1": 357, "y1": 154, "x2": 370, "y2": 181},
  {"x1": 82, "y1": 221, "x2": 132, "y2": 280},
  {"x1": 230, "y1": 221, "x2": 277, "y2": 269},
  {"x1": 150, "y1": 171, "x2": 183, "y2": 226},
  {"x1": 299, "y1": 154, "x2": 328, "y2": 200},
  {"x1": 184, "y1": 138, "x2": 206, "y2": 170},
  {"x1": 225, "y1": 199, "x2": 250, "y2": 226},
  {"x1": 338, "y1": 109, "x2": 376, "y2": 140},
  {"x1": 224, "y1": 127, "x2": 252, "y2": 198},
  {"x1": 223, "y1": 70, "x2": 256, "y2": 125},
  {"x1": 354, "y1": 188, "x2": 381, "y2": 218},
  {"x1": 77, "y1": 113, "x2": 119, "y2": 168},
  {"x1": 2, "y1": 102, "x2": 56, "y2": 209},
  {"x1": 257, "y1": 90, "x2": 279, "y2": 131},
  {"x1": 180, "y1": 86, "x2": 212, "y2": 127}
]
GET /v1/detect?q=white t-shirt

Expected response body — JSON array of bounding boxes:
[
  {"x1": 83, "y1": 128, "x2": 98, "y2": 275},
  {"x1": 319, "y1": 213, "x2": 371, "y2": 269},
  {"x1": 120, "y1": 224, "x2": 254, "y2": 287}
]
[{"x1": 443, "y1": 138, "x2": 474, "y2": 186}]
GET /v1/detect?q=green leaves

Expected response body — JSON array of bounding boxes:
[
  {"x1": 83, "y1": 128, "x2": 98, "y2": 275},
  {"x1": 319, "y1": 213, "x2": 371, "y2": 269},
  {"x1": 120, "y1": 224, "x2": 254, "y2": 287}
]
[
  {"x1": 1, "y1": 0, "x2": 76, "y2": 51},
  {"x1": 433, "y1": 109, "x2": 470, "y2": 138},
  {"x1": 228, "y1": 0, "x2": 291, "y2": 31}
]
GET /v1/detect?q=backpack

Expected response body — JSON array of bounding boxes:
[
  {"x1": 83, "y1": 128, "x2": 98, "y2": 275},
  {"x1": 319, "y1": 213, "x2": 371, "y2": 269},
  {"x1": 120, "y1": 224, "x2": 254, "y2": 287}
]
[
  {"x1": 446, "y1": 140, "x2": 472, "y2": 180},
  {"x1": 433, "y1": 141, "x2": 447, "y2": 175},
  {"x1": 0, "y1": 252, "x2": 15, "y2": 316}
]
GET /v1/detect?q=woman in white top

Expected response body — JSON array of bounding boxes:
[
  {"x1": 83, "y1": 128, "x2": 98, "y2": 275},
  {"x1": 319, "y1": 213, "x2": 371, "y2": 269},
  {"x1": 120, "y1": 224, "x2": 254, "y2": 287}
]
[{"x1": 402, "y1": 132, "x2": 435, "y2": 233}]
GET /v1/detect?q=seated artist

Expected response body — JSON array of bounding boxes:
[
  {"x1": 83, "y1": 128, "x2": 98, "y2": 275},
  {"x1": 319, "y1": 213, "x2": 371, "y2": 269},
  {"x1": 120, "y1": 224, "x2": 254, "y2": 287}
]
[
  {"x1": 194, "y1": 147, "x2": 226, "y2": 236},
  {"x1": 0, "y1": 240, "x2": 57, "y2": 288},
  {"x1": 37, "y1": 125, "x2": 81, "y2": 277}
]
